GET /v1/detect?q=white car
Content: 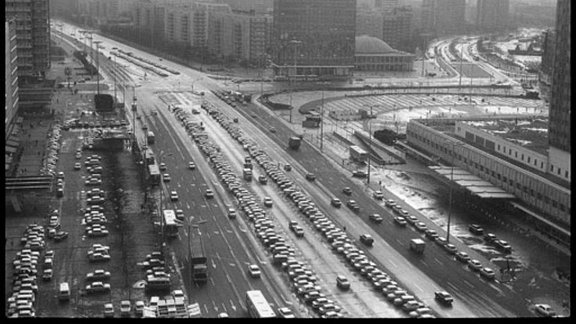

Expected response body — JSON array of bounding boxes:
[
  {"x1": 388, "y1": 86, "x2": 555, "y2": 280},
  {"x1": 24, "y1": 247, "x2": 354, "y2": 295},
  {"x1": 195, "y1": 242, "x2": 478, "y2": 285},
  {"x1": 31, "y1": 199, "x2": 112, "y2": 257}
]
[
  {"x1": 170, "y1": 191, "x2": 179, "y2": 201},
  {"x1": 248, "y1": 264, "x2": 261, "y2": 278},
  {"x1": 277, "y1": 307, "x2": 295, "y2": 318},
  {"x1": 86, "y1": 269, "x2": 111, "y2": 281},
  {"x1": 159, "y1": 162, "x2": 167, "y2": 171},
  {"x1": 74, "y1": 163, "x2": 81, "y2": 170},
  {"x1": 535, "y1": 304, "x2": 555, "y2": 317},
  {"x1": 188, "y1": 162, "x2": 196, "y2": 170},
  {"x1": 104, "y1": 303, "x2": 114, "y2": 318},
  {"x1": 86, "y1": 281, "x2": 111, "y2": 294},
  {"x1": 163, "y1": 173, "x2": 171, "y2": 182},
  {"x1": 263, "y1": 197, "x2": 273, "y2": 207},
  {"x1": 120, "y1": 300, "x2": 131, "y2": 317}
]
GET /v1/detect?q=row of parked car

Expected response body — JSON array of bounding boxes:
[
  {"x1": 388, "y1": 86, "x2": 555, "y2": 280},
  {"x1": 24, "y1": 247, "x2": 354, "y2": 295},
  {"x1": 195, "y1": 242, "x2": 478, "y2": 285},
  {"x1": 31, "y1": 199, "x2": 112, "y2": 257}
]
[
  {"x1": 195, "y1": 101, "x2": 325, "y2": 318},
  {"x1": 40, "y1": 123, "x2": 63, "y2": 177},
  {"x1": 8, "y1": 223, "x2": 57, "y2": 317},
  {"x1": 383, "y1": 199, "x2": 499, "y2": 281}
]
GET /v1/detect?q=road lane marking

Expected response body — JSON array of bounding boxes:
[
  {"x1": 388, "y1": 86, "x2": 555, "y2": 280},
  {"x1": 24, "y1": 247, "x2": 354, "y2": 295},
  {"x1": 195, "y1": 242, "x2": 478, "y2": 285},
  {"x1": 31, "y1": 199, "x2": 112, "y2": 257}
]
[{"x1": 230, "y1": 300, "x2": 237, "y2": 312}]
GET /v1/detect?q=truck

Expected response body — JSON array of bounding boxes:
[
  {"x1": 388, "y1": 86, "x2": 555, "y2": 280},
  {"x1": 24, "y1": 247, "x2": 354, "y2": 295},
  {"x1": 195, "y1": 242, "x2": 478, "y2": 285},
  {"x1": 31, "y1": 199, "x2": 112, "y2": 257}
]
[
  {"x1": 243, "y1": 168, "x2": 253, "y2": 181},
  {"x1": 350, "y1": 145, "x2": 368, "y2": 163},
  {"x1": 288, "y1": 136, "x2": 302, "y2": 150},
  {"x1": 410, "y1": 238, "x2": 426, "y2": 254},
  {"x1": 190, "y1": 236, "x2": 208, "y2": 284}
]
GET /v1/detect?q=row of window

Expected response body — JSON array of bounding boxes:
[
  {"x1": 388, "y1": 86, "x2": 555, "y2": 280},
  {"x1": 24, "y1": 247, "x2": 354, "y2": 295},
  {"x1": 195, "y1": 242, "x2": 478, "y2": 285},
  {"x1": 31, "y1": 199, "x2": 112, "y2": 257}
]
[{"x1": 408, "y1": 130, "x2": 568, "y2": 214}]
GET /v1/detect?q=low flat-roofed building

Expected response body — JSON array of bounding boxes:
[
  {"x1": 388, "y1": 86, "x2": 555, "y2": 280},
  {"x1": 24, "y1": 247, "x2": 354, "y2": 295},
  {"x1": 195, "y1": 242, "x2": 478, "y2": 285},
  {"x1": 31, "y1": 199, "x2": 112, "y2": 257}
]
[{"x1": 406, "y1": 117, "x2": 570, "y2": 242}]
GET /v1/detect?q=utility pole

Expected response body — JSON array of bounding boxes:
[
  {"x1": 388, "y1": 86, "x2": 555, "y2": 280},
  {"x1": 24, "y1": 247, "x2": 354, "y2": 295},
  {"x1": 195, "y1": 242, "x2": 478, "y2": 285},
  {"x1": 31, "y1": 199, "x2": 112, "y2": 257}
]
[
  {"x1": 289, "y1": 40, "x2": 302, "y2": 124},
  {"x1": 367, "y1": 106, "x2": 373, "y2": 185}
]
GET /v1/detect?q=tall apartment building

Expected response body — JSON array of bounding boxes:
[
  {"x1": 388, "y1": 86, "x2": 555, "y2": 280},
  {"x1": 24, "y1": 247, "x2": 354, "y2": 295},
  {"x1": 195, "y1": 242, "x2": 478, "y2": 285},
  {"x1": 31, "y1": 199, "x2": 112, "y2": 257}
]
[
  {"x1": 476, "y1": 0, "x2": 509, "y2": 32},
  {"x1": 5, "y1": 18, "x2": 20, "y2": 140},
  {"x1": 382, "y1": 6, "x2": 413, "y2": 52},
  {"x1": 134, "y1": 0, "x2": 165, "y2": 47},
  {"x1": 271, "y1": 0, "x2": 356, "y2": 79},
  {"x1": 539, "y1": 29, "x2": 556, "y2": 87},
  {"x1": 547, "y1": 0, "x2": 570, "y2": 179},
  {"x1": 5, "y1": 0, "x2": 51, "y2": 83},
  {"x1": 356, "y1": 9, "x2": 384, "y2": 40},
  {"x1": 218, "y1": 0, "x2": 273, "y2": 14},
  {"x1": 375, "y1": 0, "x2": 399, "y2": 11},
  {"x1": 208, "y1": 10, "x2": 271, "y2": 65},
  {"x1": 421, "y1": 0, "x2": 466, "y2": 36}
]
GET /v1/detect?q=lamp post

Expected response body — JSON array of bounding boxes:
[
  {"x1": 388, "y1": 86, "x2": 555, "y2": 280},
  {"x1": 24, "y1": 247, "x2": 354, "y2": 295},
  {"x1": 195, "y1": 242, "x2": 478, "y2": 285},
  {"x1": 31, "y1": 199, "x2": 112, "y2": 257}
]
[
  {"x1": 289, "y1": 40, "x2": 302, "y2": 124},
  {"x1": 157, "y1": 151, "x2": 173, "y2": 246},
  {"x1": 364, "y1": 105, "x2": 380, "y2": 185},
  {"x1": 445, "y1": 141, "x2": 465, "y2": 244}
]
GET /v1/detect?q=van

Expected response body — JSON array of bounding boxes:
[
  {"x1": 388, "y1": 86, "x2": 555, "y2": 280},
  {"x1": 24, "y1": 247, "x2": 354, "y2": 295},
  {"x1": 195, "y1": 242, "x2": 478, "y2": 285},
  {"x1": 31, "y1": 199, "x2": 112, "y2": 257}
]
[{"x1": 59, "y1": 282, "x2": 71, "y2": 301}]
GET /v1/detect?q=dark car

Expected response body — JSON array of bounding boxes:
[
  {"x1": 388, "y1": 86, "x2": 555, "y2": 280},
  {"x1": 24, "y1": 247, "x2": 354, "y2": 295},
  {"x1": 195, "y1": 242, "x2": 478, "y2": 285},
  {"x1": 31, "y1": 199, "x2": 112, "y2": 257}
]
[
  {"x1": 368, "y1": 214, "x2": 383, "y2": 223},
  {"x1": 360, "y1": 234, "x2": 374, "y2": 247},
  {"x1": 342, "y1": 187, "x2": 352, "y2": 196},
  {"x1": 435, "y1": 291, "x2": 453, "y2": 305},
  {"x1": 305, "y1": 173, "x2": 316, "y2": 181},
  {"x1": 352, "y1": 170, "x2": 367, "y2": 178},
  {"x1": 346, "y1": 200, "x2": 360, "y2": 212},
  {"x1": 468, "y1": 224, "x2": 484, "y2": 235}
]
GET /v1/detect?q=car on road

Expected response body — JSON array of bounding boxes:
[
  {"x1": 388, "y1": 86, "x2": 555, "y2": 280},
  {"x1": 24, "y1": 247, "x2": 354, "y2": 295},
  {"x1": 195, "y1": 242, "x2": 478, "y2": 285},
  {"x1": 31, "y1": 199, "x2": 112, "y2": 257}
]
[
  {"x1": 292, "y1": 226, "x2": 305, "y2": 238},
  {"x1": 163, "y1": 173, "x2": 171, "y2": 182},
  {"x1": 479, "y1": 267, "x2": 496, "y2": 280},
  {"x1": 336, "y1": 275, "x2": 350, "y2": 290},
  {"x1": 394, "y1": 216, "x2": 407, "y2": 226},
  {"x1": 85, "y1": 281, "x2": 111, "y2": 294},
  {"x1": 42, "y1": 269, "x2": 53, "y2": 281},
  {"x1": 87, "y1": 227, "x2": 109, "y2": 237},
  {"x1": 305, "y1": 173, "x2": 316, "y2": 181},
  {"x1": 435, "y1": 291, "x2": 453, "y2": 305},
  {"x1": 352, "y1": 170, "x2": 367, "y2": 178},
  {"x1": 104, "y1": 303, "x2": 114, "y2": 318},
  {"x1": 159, "y1": 162, "x2": 167, "y2": 171},
  {"x1": 88, "y1": 252, "x2": 111, "y2": 262},
  {"x1": 369, "y1": 214, "x2": 383, "y2": 223},
  {"x1": 435, "y1": 237, "x2": 448, "y2": 246},
  {"x1": 331, "y1": 198, "x2": 342, "y2": 208},
  {"x1": 424, "y1": 229, "x2": 439, "y2": 240},
  {"x1": 188, "y1": 162, "x2": 196, "y2": 170},
  {"x1": 414, "y1": 221, "x2": 427, "y2": 232},
  {"x1": 534, "y1": 304, "x2": 555, "y2": 317},
  {"x1": 248, "y1": 264, "x2": 261, "y2": 278},
  {"x1": 227, "y1": 208, "x2": 236, "y2": 219},
  {"x1": 360, "y1": 234, "x2": 374, "y2": 247},
  {"x1": 494, "y1": 239, "x2": 512, "y2": 253},
  {"x1": 269, "y1": 127, "x2": 276, "y2": 133},
  {"x1": 277, "y1": 307, "x2": 295, "y2": 318},
  {"x1": 86, "y1": 269, "x2": 111, "y2": 281},
  {"x1": 468, "y1": 259, "x2": 482, "y2": 271},
  {"x1": 484, "y1": 233, "x2": 497, "y2": 243},
  {"x1": 443, "y1": 243, "x2": 457, "y2": 254},
  {"x1": 342, "y1": 187, "x2": 352, "y2": 195},
  {"x1": 120, "y1": 300, "x2": 131, "y2": 317},
  {"x1": 205, "y1": 189, "x2": 214, "y2": 199},
  {"x1": 455, "y1": 251, "x2": 471, "y2": 263},
  {"x1": 346, "y1": 200, "x2": 360, "y2": 212},
  {"x1": 263, "y1": 197, "x2": 273, "y2": 207},
  {"x1": 468, "y1": 224, "x2": 484, "y2": 235},
  {"x1": 53, "y1": 231, "x2": 69, "y2": 242},
  {"x1": 170, "y1": 191, "x2": 178, "y2": 201},
  {"x1": 74, "y1": 163, "x2": 81, "y2": 170}
]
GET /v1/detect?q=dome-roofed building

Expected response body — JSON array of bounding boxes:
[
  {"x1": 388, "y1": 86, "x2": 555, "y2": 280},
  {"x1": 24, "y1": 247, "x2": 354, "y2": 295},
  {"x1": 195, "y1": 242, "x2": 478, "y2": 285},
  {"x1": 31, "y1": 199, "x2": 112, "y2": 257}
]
[{"x1": 355, "y1": 35, "x2": 414, "y2": 72}]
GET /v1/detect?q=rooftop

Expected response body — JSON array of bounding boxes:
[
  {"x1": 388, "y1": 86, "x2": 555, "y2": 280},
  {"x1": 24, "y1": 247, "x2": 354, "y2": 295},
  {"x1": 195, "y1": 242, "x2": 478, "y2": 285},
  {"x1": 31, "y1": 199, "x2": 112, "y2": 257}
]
[{"x1": 462, "y1": 118, "x2": 549, "y2": 155}]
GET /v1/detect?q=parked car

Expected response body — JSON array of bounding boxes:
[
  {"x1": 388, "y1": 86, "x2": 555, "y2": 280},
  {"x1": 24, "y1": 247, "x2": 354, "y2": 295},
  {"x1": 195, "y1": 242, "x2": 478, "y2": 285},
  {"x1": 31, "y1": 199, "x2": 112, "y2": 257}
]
[
  {"x1": 468, "y1": 224, "x2": 484, "y2": 235},
  {"x1": 85, "y1": 281, "x2": 111, "y2": 294},
  {"x1": 360, "y1": 234, "x2": 374, "y2": 247},
  {"x1": 534, "y1": 304, "x2": 556, "y2": 317},
  {"x1": 120, "y1": 300, "x2": 131, "y2": 317},
  {"x1": 372, "y1": 190, "x2": 384, "y2": 200},
  {"x1": 331, "y1": 198, "x2": 342, "y2": 208},
  {"x1": 479, "y1": 267, "x2": 496, "y2": 280}
]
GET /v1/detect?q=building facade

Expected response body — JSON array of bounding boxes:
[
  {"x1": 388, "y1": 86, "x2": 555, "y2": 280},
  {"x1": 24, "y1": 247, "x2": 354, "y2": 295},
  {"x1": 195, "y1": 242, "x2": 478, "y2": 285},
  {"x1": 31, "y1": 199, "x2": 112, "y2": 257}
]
[
  {"x1": 5, "y1": 18, "x2": 20, "y2": 140},
  {"x1": 356, "y1": 9, "x2": 384, "y2": 40},
  {"x1": 381, "y1": 6, "x2": 413, "y2": 52},
  {"x1": 208, "y1": 10, "x2": 271, "y2": 65},
  {"x1": 355, "y1": 35, "x2": 414, "y2": 72},
  {"x1": 271, "y1": 0, "x2": 356, "y2": 79},
  {"x1": 548, "y1": 0, "x2": 570, "y2": 154},
  {"x1": 5, "y1": 0, "x2": 51, "y2": 83},
  {"x1": 539, "y1": 29, "x2": 556, "y2": 87},
  {"x1": 421, "y1": 0, "x2": 466, "y2": 36},
  {"x1": 406, "y1": 118, "x2": 570, "y2": 229},
  {"x1": 476, "y1": 0, "x2": 509, "y2": 32}
]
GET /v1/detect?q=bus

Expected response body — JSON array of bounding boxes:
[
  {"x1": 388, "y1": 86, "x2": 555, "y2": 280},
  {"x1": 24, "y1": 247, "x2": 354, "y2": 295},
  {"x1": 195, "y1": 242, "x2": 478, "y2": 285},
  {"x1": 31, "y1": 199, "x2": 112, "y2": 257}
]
[
  {"x1": 245, "y1": 290, "x2": 276, "y2": 318},
  {"x1": 148, "y1": 164, "x2": 161, "y2": 186},
  {"x1": 147, "y1": 131, "x2": 155, "y2": 144},
  {"x1": 163, "y1": 210, "x2": 180, "y2": 238},
  {"x1": 350, "y1": 145, "x2": 368, "y2": 163}
]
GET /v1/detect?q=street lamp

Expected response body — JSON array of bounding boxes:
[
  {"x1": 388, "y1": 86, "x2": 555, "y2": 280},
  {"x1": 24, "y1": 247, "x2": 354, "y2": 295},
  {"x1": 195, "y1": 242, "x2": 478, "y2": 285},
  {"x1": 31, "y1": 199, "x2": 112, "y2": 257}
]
[
  {"x1": 364, "y1": 105, "x2": 381, "y2": 185},
  {"x1": 445, "y1": 141, "x2": 465, "y2": 244}
]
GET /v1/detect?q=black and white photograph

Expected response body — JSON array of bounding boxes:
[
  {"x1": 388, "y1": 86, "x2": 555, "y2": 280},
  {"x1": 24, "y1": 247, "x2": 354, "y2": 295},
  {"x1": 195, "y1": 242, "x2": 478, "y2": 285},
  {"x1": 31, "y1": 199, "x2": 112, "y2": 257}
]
[{"x1": 5, "y1": 0, "x2": 570, "y2": 318}]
